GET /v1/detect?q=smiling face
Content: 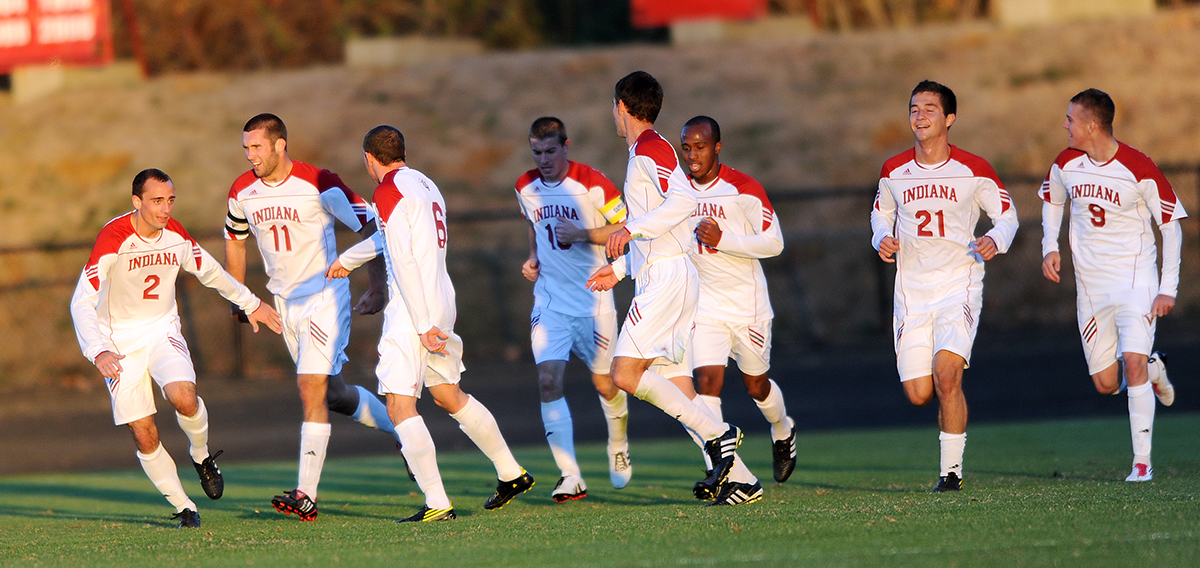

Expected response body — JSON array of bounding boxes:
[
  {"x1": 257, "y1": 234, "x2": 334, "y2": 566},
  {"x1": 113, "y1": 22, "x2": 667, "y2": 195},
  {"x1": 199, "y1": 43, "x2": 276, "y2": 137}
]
[
  {"x1": 529, "y1": 136, "x2": 570, "y2": 183},
  {"x1": 680, "y1": 122, "x2": 721, "y2": 185},
  {"x1": 909, "y1": 91, "x2": 955, "y2": 145},
  {"x1": 132, "y1": 178, "x2": 176, "y2": 237},
  {"x1": 1063, "y1": 102, "x2": 1094, "y2": 152},
  {"x1": 243, "y1": 128, "x2": 286, "y2": 181}
]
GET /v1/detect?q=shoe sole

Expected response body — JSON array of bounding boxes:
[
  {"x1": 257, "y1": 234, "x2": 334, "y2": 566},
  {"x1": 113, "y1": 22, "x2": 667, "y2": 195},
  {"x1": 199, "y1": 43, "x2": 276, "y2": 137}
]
[
  {"x1": 552, "y1": 491, "x2": 587, "y2": 503},
  {"x1": 272, "y1": 500, "x2": 317, "y2": 521}
]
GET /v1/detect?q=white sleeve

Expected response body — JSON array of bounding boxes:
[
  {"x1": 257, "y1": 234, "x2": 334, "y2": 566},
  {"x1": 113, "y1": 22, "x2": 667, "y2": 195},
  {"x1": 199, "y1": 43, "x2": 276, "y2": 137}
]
[
  {"x1": 381, "y1": 201, "x2": 434, "y2": 334},
  {"x1": 715, "y1": 195, "x2": 783, "y2": 259},
  {"x1": 870, "y1": 179, "x2": 896, "y2": 250},
  {"x1": 1041, "y1": 201, "x2": 1065, "y2": 257},
  {"x1": 184, "y1": 243, "x2": 262, "y2": 313},
  {"x1": 69, "y1": 261, "x2": 115, "y2": 362},
  {"x1": 609, "y1": 254, "x2": 629, "y2": 281},
  {"x1": 338, "y1": 232, "x2": 383, "y2": 271},
  {"x1": 1158, "y1": 221, "x2": 1182, "y2": 298},
  {"x1": 624, "y1": 166, "x2": 696, "y2": 240},
  {"x1": 977, "y1": 180, "x2": 1018, "y2": 254}
]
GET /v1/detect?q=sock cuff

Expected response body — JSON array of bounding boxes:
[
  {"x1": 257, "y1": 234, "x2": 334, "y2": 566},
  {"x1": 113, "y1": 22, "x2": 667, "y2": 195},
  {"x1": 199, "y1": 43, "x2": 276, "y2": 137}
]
[
  {"x1": 698, "y1": 394, "x2": 722, "y2": 407},
  {"x1": 137, "y1": 442, "x2": 166, "y2": 461},
  {"x1": 1128, "y1": 383, "x2": 1153, "y2": 396},
  {"x1": 301, "y1": 421, "x2": 332, "y2": 437},
  {"x1": 599, "y1": 390, "x2": 627, "y2": 411},
  {"x1": 541, "y1": 398, "x2": 571, "y2": 423},
  {"x1": 757, "y1": 379, "x2": 783, "y2": 405},
  {"x1": 449, "y1": 395, "x2": 479, "y2": 421},
  {"x1": 938, "y1": 431, "x2": 967, "y2": 441},
  {"x1": 176, "y1": 397, "x2": 207, "y2": 423}
]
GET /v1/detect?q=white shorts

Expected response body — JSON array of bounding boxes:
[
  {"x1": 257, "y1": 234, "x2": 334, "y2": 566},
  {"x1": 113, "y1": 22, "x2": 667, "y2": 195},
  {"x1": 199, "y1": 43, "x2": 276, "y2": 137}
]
[
  {"x1": 691, "y1": 316, "x2": 772, "y2": 376},
  {"x1": 276, "y1": 281, "x2": 351, "y2": 376},
  {"x1": 107, "y1": 328, "x2": 196, "y2": 425},
  {"x1": 614, "y1": 256, "x2": 698, "y2": 366},
  {"x1": 893, "y1": 302, "x2": 979, "y2": 382},
  {"x1": 1077, "y1": 287, "x2": 1156, "y2": 375},
  {"x1": 376, "y1": 330, "x2": 466, "y2": 398},
  {"x1": 530, "y1": 307, "x2": 617, "y2": 375}
]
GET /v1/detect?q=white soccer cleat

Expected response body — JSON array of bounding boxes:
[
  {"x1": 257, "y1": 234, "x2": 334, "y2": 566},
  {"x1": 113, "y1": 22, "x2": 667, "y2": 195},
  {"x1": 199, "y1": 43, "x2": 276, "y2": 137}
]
[
  {"x1": 1148, "y1": 351, "x2": 1174, "y2": 407},
  {"x1": 551, "y1": 475, "x2": 588, "y2": 503},
  {"x1": 1125, "y1": 463, "x2": 1153, "y2": 482},
  {"x1": 607, "y1": 442, "x2": 632, "y2": 489}
]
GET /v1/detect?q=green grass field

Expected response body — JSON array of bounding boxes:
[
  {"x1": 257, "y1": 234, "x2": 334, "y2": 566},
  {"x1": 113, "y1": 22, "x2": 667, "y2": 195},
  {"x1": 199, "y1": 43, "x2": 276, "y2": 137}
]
[{"x1": 4, "y1": 414, "x2": 1199, "y2": 567}]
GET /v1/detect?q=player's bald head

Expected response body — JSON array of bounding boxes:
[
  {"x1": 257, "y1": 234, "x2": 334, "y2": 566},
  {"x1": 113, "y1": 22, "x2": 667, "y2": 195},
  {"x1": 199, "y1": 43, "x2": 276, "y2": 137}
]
[
  {"x1": 244, "y1": 113, "x2": 288, "y2": 143},
  {"x1": 132, "y1": 168, "x2": 172, "y2": 197},
  {"x1": 363, "y1": 125, "x2": 406, "y2": 165},
  {"x1": 615, "y1": 71, "x2": 663, "y2": 124},
  {"x1": 1070, "y1": 89, "x2": 1115, "y2": 135},
  {"x1": 683, "y1": 116, "x2": 721, "y2": 143}
]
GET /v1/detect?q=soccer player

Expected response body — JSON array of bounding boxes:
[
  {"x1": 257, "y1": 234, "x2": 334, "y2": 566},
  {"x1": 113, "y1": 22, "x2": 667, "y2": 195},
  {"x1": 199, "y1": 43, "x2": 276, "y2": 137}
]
[
  {"x1": 1040, "y1": 88, "x2": 1183, "y2": 482},
  {"x1": 871, "y1": 81, "x2": 1018, "y2": 492},
  {"x1": 515, "y1": 117, "x2": 632, "y2": 500},
  {"x1": 584, "y1": 71, "x2": 745, "y2": 502},
  {"x1": 70, "y1": 168, "x2": 283, "y2": 528},
  {"x1": 328, "y1": 125, "x2": 534, "y2": 523},
  {"x1": 680, "y1": 116, "x2": 797, "y2": 488},
  {"x1": 223, "y1": 113, "x2": 396, "y2": 521}
]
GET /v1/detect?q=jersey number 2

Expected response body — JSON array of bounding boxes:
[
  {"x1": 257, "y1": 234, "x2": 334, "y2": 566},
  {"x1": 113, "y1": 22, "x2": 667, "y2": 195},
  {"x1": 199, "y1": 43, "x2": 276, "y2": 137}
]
[
  {"x1": 143, "y1": 275, "x2": 160, "y2": 300},
  {"x1": 916, "y1": 210, "x2": 945, "y2": 237}
]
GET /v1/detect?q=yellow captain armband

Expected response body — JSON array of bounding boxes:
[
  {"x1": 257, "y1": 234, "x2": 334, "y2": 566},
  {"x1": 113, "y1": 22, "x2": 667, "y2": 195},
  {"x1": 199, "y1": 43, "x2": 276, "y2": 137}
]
[{"x1": 601, "y1": 198, "x2": 626, "y2": 223}]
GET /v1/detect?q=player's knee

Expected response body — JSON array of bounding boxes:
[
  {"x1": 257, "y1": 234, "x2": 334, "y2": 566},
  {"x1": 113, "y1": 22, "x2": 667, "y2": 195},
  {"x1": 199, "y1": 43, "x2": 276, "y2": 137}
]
[{"x1": 742, "y1": 374, "x2": 770, "y2": 400}]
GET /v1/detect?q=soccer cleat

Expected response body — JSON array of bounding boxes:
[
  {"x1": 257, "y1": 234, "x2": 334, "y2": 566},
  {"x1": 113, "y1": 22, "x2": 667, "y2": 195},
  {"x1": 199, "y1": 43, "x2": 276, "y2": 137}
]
[
  {"x1": 772, "y1": 424, "x2": 798, "y2": 483},
  {"x1": 396, "y1": 441, "x2": 416, "y2": 482},
  {"x1": 696, "y1": 425, "x2": 743, "y2": 498},
  {"x1": 1148, "y1": 351, "x2": 1174, "y2": 407},
  {"x1": 933, "y1": 472, "x2": 963, "y2": 492},
  {"x1": 172, "y1": 508, "x2": 201, "y2": 528},
  {"x1": 396, "y1": 505, "x2": 456, "y2": 523},
  {"x1": 484, "y1": 470, "x2": 535, "y2": 510},
  {"x1": 272, "y1": 489, "x2": 318, "y2": 521},
  {"x1": 607, "y1": 442, "x2": 632, "y2": 489},
  {"x1": 1125, "y1": 463, "x2": 1154, "y2": 482},
  {"x1": 193, "y1": 449, "x2": 224, "y2": 500},
  {"x1": 706, "y1": 481, "x2": 764, "y2": 507},
  {"x1": 552, "y1": 475, "x2": 588, "y2": 503}
]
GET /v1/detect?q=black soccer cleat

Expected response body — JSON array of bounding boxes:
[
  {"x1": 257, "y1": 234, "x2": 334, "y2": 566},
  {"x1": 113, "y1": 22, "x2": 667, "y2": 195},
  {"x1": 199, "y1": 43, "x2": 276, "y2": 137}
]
[
  {"x1": 697, "y1": 425, "x2": 743, "y2": 498},
  {"x1": 772, "y1": 425, "x2": 798, "y2": 483},
  {"x1": 172, "y1": 508, "x2": 201, "y2": 528},
  {"x1": 193, "y1": 450, "x2": 224, "y2": 500},
  {"x1": 272, "y1": 489, "x2": 318, "y2": 521},
  {"x1": 933, "y1": 472, "x2": 963, "y2": 492},
  {"x1": 484, "y1": 470, "x2": 535, "y2": 510},
  {"x1": 706, "y1": 480, "x2": 764, "y2": 507},
  {"x1": 396, "y1": 505, "x2": 456, "y2": 523}
]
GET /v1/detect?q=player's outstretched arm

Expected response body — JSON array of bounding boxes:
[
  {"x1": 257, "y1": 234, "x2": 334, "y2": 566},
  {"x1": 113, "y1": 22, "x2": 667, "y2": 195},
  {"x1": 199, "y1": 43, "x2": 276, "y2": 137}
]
[
  {"x1": 355, "y1": 221, "x2": 388, "y2": 315},
  {"x1": 555, "y1": 218, "x2": 627, "y2": 246},
  {"x1": 245, "y1": 301, "x2": 283, "y2": 334},
  {"x1": 326, "y1": 259, "x2": 353, "y2": 280},
  {"x1": 586, "y1": 264, "x2": 619, "y2": 292}
]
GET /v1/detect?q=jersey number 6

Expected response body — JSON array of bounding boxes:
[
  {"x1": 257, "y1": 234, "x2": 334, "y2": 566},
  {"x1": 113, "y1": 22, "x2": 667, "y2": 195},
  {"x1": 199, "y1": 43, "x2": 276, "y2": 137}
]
[{"x1": 433, "y1": 202, "x2": 447, "y2": 248}]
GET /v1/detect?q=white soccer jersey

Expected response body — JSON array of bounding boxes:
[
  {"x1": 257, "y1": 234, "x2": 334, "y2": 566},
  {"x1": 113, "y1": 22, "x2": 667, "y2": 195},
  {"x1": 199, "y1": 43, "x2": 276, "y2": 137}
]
[
  {"x1": 1040, "y1": 143, "x2": 1188, "y2": 297},
  {"x1": 871, "y1": 146, "x2": 1019, "y2": 316},
  {"x1": 340, "y1": 167, "x2": 455, "y2": 336},
  {"x1": 515, "y1": 161, "x2": 626, "y2": 317},
  {"x1": 686, "y1": 164, "x2": 783, "y2": 323},
  {"x1": 225, "y1": 161, "x2": 373, "y2": 299},
  {"x1": 618, "y1": 129, "x2": 698, "y2": 280},
  {"x1": 71, "y1": 213, "x2": 261, "y2": 361}
]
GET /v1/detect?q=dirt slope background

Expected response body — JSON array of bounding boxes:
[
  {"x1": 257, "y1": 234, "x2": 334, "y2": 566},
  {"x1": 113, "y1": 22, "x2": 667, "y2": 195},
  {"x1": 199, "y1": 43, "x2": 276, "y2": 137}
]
[{"x1": 1, "y1": 8, "x2": 1199, "y2": 474}]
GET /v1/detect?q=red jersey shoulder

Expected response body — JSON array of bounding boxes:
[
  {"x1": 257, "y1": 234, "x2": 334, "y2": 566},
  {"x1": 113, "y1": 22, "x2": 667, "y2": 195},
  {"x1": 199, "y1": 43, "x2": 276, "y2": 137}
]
[
  {"x1": 633, "y1": 130, "x2": 679, "y2": 169},
  {"x1": 880, "y1": 149, "x2": 915, "y2": 179},
  {"x1": 1051, "y1": 147, "x2": 1085, "y2": 171},
  {"x1": 1115, "y1": 143, "x2": 1171, "y2": 186},
  {"x1": 950, "y1": 146, "x2": 1005, "y2": 188},
  {"x1": 720, "y1": 165, "x2": 773, "y2": 213},
  {"x1": 228, "y1": 170, "x2": 260, "y2": 199},
  {"x1": 567, "y1": 161, "x2": 620, "y2": 200},
  {"x1": 89, "y1": 213, "x2": 136, "y2": 262},
  {"x1": 165, "y1": 218, "x2": 204, "y2": 270},
  {"x1": 373, "y1": 169, "x2": 404, "y2": 224},
  {"x1": 515, "y1": 169, "x2": 541, "y2": 192}
]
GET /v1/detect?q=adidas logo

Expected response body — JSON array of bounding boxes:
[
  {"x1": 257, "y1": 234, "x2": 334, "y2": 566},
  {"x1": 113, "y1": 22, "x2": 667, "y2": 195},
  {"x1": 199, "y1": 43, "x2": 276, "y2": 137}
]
[
  {"x1": 304, "y1": 450, "x2": 317, "y2": 456},
  {"x1": 902, "y1": 168, "x2": 911, "y2": 175}
]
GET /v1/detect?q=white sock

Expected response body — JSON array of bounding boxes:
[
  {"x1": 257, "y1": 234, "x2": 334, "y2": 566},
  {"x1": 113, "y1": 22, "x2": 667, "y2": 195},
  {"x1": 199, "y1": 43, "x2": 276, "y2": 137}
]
[
  {"x1": 397, "y1": 416, "x2": 451, "y2": 510},
  {"x1": 175, "y1": 397, "x2": 210, "y2": 464},
  {"x1": 450, "y1": 395, "x2": 523, "y2": 481},
  {"x1": 351, "y1": 385, "x2": 397, "y2": 436},
  {"x1": 541, "y1": 398, "x2": 580, "y2": 478},
  {"x1": 939, "y1": 432, "x2": 966, "y2": 477},
  {"x1": 692, "y1": 395, "x2": 756, "y2": 484},
  {"x1": 598, "y1": 390, "x2": 629, "y2": 446},
  {"x1": 633, "y1": 369, "x2": 725, "y2": 440},
  {"x1": 297, "y1": 422, "x2": 331, "y2": 499},
  {"x1": 137, "y1": 443, "x2": 196, "y2": 513},
  {"x1": 755, "y1": 379, "x2": 793, "y2": 441},
  {"x1": 1128, "y1": 383, "x2": 1155, "y2": 465}
]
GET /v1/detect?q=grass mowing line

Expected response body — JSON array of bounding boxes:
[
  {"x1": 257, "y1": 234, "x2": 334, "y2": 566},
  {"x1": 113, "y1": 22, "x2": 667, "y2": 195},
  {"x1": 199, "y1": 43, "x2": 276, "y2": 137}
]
[{"x1": 2, "y1": 414, "x2": 1199, "y2": 567}]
